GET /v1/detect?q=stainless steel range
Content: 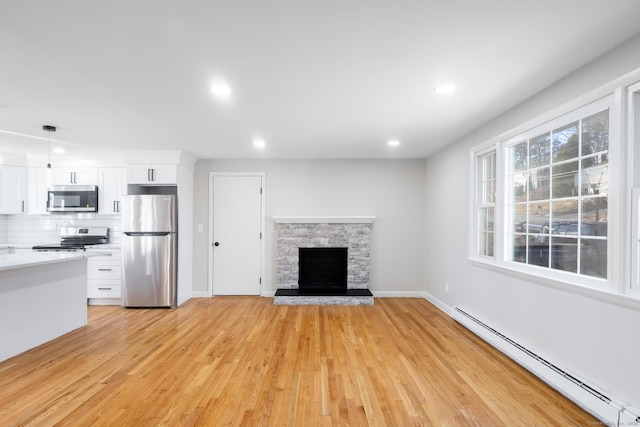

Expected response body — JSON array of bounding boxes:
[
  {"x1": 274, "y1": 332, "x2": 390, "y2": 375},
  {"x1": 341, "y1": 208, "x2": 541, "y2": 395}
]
[{"x1": 33, "y1": 227, "x2": 110, "y2": 251}]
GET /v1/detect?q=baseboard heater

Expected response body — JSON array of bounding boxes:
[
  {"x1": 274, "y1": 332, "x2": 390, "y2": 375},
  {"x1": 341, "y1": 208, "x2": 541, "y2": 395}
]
[{"x1": 451, "y1": 306, "x2": 639, "y2": 426}]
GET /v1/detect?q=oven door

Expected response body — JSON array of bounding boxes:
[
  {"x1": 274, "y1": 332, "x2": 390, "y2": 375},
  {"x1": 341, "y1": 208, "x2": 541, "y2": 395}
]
[{"x1": 47, "y1": 185, "x2": 98, "y2": 213}]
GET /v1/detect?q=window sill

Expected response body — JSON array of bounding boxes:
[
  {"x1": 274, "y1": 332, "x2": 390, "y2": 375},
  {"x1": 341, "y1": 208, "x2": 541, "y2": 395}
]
[{"x1": 468, "y1": 257, "x2": 640, "y2": 311}]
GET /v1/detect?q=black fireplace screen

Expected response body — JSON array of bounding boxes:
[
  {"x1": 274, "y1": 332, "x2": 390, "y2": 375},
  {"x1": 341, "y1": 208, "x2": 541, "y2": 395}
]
[{"x1": 298, "y1": 247, "x2": 348, "y2": 294}]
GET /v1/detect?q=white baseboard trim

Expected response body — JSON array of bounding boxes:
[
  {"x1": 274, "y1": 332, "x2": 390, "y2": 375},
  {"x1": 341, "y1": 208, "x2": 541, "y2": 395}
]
[
  {"x1": 87, "y1": 298, "x2": 120, "y2": 306},
  {"x1": 422, "y1": 292, "x2": 452, "y2": 315},
  {"x1": 191, "y1": 291, "x2": 276, "y2": 298},
  {"x1": 372, "y1": 291, "x2": 428, "y2": 298},
  {"x1": 191, "y1": 291, "x2": 209, "y2": 298}
]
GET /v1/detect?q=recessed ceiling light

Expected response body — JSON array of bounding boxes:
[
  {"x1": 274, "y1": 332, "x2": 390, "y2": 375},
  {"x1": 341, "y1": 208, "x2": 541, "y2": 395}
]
[
  {"x1": 253, "y1": 138, "x2": 266, "y2": 149},
  {"x1": 52, "y1": 147, "x2": 65, "y2": 154},
  {"x1": 210, "y1": 80, "x2": 232, "y2": 101},
  {"x1": 434, "y1": 84, "x2": 456, "y2": 94},
  {"x1": 388, "y1": 140, "x2": 400, "y2": 147}
]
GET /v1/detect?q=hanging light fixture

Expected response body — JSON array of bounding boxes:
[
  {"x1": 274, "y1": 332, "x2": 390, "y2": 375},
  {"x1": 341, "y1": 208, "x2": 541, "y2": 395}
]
[{"x1": 43, "y1": 125, "x2": 56, "y2": 168}]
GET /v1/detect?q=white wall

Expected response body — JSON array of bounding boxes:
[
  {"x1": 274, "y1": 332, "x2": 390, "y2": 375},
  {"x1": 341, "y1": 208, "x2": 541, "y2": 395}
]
[
  {"x1": 177, "y1": 162, "x2": 195, "y2": 305},
  {"x1": 193, "y1": 159, "x2": 426, "y2": 296},
  {"x1": 424, "y1": 33, "x2": 640, "y2": 410}
]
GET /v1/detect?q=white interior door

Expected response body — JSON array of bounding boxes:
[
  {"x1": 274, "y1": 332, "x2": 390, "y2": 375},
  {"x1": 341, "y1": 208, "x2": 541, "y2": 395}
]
[{"x1": 212, "y1": 175, "x2": 263, "y2": 295}]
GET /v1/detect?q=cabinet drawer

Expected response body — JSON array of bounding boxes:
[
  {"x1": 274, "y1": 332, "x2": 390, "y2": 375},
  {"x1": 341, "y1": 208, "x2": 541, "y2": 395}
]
[
  {"x1": 87, "y1": 264, "x2": 121, "y2": 279},
  {"x1": 87, "y1": 282, "x2": 121, "y2": 298},
  {"x1": 87, "y1": 253, "x2": 121, "y2": 263}
]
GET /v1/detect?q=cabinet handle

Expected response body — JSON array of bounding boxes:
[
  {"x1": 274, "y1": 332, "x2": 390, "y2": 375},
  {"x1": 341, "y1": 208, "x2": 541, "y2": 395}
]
[
  {"x1": 148, "y1": 168, "x2": 152, "y2": 182},
  {"x1": 98, "y1": 268, "x2": 112, "y2": 271},
  {"x1": 98, "y1": 287, "x2": 112, "y2": 290},
  {"x1": 21, "y1": 201, "x2": 25, "y2": 212},
  {"x1": 117, "y1": 201, "x2": 120, "y2": 212},
  {"x1": 151, "y1": 168, "x2": 155, "y2": 182},
  {"x1": 113, "y1": 201, "x2": 117, "y2": 212},
  {"x1": 70, "y1": 172, "x2": 74, "y2": 184}
]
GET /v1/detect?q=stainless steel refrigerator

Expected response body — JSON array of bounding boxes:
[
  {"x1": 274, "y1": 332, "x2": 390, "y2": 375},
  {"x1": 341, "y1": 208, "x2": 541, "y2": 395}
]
[{"x1": 121, "y1": 194, "x2": 177, "y2": 307}]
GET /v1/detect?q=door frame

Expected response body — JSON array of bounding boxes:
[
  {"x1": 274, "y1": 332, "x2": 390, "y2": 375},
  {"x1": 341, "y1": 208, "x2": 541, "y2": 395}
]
[{"x1": 208, "y1": 172, "x2": 266, "y2": 297}]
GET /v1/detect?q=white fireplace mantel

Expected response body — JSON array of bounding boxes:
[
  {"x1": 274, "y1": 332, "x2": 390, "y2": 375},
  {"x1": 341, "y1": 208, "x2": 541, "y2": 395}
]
[{"x1": 273, "y1": 216, "x2": 375, "y2": 224}]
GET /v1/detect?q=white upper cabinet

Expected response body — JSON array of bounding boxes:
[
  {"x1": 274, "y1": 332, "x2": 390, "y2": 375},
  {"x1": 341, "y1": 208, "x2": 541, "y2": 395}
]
[
  {"x1": 127, "y1": 164, "x2": 177, "y2": 184},
  {"x1": 27, "y1": 168, "x2": 49, "y2": 214},
  {"x1": 98, "y1": 167, "x2": 126, "y2": 214},
  {"x1": 50, "y1": 168, "x2": 98, "y2": 186},
  {"x1": 0, "y1": 166, "x2": 27, "y2": 214}
]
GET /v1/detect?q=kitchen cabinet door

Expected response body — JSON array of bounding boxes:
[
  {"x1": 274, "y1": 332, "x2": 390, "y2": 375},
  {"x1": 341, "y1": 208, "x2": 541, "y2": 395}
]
[
  {"x1": 127, "y1": 164, "x2": 177, "y2": 184},
  {"x1": 27, "y1": 167, "x2": 49, "y2": 214},
  {"x1": 50, "y1": 168, "x2": 98, "y2": 185},
  {"x1": 98, "y1": 167, "x2": 126, "y2": 214},
  {"x1": 0, "y1": 166, "x2": 27, "y2": 214}
]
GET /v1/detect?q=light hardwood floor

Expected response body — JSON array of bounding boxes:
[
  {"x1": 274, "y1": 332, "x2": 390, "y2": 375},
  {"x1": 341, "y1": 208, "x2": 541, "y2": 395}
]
[{"x1": 0, "y1": 297, "x2": 597, "y2": 426}]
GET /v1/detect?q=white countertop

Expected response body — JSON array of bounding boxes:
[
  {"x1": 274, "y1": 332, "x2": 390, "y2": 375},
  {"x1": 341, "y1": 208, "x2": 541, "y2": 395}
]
[
  {"x1": 0, "y1": 251, "x2": 103, "y2": 272},
  {"x1": 0, "y1": 244, "x2": 120, "y2": 250}
]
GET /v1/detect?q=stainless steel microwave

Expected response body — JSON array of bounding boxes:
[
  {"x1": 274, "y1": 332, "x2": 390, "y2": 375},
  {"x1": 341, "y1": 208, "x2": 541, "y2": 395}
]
[{"x1": 47, "y1": 185, "x2": 99, "y2": 213}]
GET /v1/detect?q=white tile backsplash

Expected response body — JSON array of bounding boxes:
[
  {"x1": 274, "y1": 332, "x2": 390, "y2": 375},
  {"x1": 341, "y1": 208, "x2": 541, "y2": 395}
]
[
  {"x1": 4, "y1": 214, "x2": 121, "y2": 246},
  {"x1": 0, "y1": 216, "x2": 6, "y2": 243}
]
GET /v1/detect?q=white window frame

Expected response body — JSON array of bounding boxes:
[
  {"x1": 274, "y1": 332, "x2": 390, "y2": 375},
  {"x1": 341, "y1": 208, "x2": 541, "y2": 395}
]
[
  {"x1": 473, "y1": 147, "x2": 497, "y2": 260},
  {"x1": 470, "y1": 81, "x2": 640, "y2": 301},
  {"x1": 501, "y1": 97, "x2": 615, "y2": 290},
  {"x1": 628, "y1": 82, "x2": 640, "y2": 298}
]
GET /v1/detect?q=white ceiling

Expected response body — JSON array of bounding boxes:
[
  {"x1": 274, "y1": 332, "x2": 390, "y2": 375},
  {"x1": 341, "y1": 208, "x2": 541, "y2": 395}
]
[{"x1": 2, "y1": 1, "x2": 640, "y2": 161}]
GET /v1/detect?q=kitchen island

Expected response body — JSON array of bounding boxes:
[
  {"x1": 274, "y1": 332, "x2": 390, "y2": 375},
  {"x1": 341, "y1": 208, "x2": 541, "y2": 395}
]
[{"x1": 0, "y1": 252, "x2": 90, "y2": 362}]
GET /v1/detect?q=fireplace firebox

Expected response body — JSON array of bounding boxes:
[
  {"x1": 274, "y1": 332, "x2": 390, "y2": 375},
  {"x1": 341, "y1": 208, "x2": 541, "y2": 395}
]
[{"x1": 298, "y1": 247, "x2": 348, "y2": 294}]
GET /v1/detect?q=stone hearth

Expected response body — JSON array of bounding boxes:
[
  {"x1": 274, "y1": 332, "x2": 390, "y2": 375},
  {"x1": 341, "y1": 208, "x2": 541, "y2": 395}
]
[{"x1": 273, "y1": 216, "x2": 374, "y2": 305}]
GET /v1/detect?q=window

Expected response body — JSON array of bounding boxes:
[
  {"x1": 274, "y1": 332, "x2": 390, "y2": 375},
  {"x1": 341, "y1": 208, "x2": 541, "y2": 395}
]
[
  {"x1": 506, "y1": 109, "x2": 609, "y2": 279},
  {"x1": 470, "y1": 73, "x2": 640, "y2": 300},
  {"x1": 470, "y1": 93, "x2": 621, "y2": 294},
  {"x1": 476, "y1": 150, "x2": 496, "y2": 258}
]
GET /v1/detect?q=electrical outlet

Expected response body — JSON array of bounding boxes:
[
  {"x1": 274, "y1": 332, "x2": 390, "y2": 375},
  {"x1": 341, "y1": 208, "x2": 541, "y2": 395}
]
[{"x1": 445, "y1": 282, "x2": 449, "y2": 293}]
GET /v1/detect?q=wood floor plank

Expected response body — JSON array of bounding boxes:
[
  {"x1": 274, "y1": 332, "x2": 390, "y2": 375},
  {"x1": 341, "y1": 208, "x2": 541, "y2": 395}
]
[{"x1": 0, "y1": 297, "x2": 598, "y2": 426}]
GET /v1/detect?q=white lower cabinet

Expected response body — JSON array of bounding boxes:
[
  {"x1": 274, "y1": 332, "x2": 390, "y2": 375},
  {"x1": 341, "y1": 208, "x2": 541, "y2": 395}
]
[{"x1": 86, "y1": 248, "x2": 121, "y2": 305}]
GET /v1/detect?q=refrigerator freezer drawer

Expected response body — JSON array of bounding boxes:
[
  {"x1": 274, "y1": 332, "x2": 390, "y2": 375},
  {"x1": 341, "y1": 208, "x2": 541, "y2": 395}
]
[{"x1": 122, "y1": 234, "x2": 176, "y2": 307}]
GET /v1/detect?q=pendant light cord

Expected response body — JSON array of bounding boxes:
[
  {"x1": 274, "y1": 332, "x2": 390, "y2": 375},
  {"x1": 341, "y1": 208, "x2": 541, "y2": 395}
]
[{"x1": 43, "y1": 125, "x2": 56, "y2": 168}]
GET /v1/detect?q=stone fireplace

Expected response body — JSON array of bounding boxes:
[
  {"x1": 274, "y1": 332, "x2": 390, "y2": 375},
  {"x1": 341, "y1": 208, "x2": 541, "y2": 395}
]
[{"x1": 273, "y1": 216, "x2": 375, "y2": 305}]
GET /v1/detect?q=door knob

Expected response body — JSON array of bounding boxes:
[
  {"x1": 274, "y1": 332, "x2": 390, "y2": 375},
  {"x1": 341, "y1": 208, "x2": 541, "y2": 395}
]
[{"x1": 214, "y1": 242, "x2": 220, "y2": 247}]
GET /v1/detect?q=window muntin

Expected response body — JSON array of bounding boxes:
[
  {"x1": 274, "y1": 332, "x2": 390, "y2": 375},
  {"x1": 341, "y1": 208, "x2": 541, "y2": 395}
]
[
  {"x1": 506, "y1": 109, "x2": 609, "y2": 279},
  {"x1": 477, "y1": 150, "x2": 496, "y2": 258}
]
